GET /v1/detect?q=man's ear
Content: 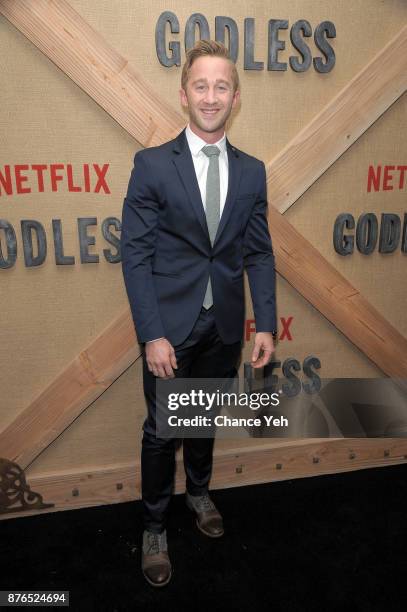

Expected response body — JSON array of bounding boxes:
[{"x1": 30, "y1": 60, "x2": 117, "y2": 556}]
[
  {"x1": 179, "y1": 88, "x2": 188, "y2": 109},
  {"x1": 232, "y1": 88, "x2": 241, "y2": 108}
]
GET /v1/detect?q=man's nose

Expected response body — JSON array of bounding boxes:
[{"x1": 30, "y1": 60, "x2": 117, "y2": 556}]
[{"x1": 203, "y1": 88, "x2": 217, "y2": 104}]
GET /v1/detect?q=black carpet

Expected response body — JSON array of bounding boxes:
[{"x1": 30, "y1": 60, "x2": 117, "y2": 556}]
[{"x1": 2, "y1": 464, "x2": 406, "y2": 612}]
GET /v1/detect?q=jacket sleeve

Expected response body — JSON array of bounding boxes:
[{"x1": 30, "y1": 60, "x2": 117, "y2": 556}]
[
  {"x1": 243, "y1": 160, "x2": 277, "y2": 333},
  {"x1": 120, "y1": 151, "x2": 165, "y2": 343}
]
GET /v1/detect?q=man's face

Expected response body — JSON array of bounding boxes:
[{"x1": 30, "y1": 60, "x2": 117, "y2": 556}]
[{"x1": 180, "y1": 56, "x2": 240, "y2": 138}]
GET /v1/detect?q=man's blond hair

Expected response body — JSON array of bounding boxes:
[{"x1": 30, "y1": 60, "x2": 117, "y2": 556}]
[{"x1": 181, "y1": 39, "x2": 240, "y2": 93}]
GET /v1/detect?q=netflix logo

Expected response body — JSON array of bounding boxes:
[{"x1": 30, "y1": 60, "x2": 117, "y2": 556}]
[
  {"x1": 245, "y1": 317, "x2": 293, "y2": 342},
  {"x1": 367, "y1": 164, "x2": 407, "y2": 193},
  {"x1": 0, "y1": 163, "x2": 111, "y2": 196}
]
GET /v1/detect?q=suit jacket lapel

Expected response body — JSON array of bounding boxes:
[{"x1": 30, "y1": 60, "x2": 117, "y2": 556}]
[
  {"x1": 213, "y1": 137, "x2": 242, "y2": 248},
  {"x1": 171, "y1": 128, "x2": 243, "y2": 248},
  {"x1": 172, "y1": 128, "x2": 210, "y2": 242}
]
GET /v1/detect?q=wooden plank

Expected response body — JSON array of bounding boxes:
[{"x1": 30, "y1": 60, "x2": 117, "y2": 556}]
[
  {"x1": 2, "y1": 438, "x2": 407, "y2": 520},
  {"x1": 0, "y1": 0, "x2": 184, "y2": 147},
  {"x1": 0, "y1": 0, "x2": 406, "y2": 470},
  {"x1": 0, "y1": 309, "x2": 140, "y2": 469},
  {"x1": 267, "y1": 25, "x2": 407, "y2": 212},
  {"x1": 269, "y1": 205, "x2": 407, "y2": 379}
]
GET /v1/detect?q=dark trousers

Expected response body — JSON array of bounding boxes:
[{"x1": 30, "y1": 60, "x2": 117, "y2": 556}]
[{"x1": 141, "y1": 307, "x2": 241, "y2": 533}]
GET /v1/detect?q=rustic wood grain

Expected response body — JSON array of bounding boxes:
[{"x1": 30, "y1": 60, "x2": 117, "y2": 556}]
[
  {"x1": 267, "y1": 25, "x2": 407, "y2": 212},
  {"x1": 2, "y1": 438, "x2": 407, "y2": 519},
  {"x1": 0, "y1": 0, "x2": 406, "y2": 477}
]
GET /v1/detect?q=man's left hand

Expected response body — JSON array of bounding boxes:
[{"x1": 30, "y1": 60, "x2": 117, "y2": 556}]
[{"x1": 251, "y1": 332, "x2": 275, "y2": 369}]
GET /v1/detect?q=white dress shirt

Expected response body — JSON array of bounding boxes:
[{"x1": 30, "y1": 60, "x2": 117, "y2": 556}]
[
  {"x1": 147, "y1": 124, "x2": 228, "y2": 344},
  {"x1": 185, "y1": 123, "x2": 229, "y2": 215}
]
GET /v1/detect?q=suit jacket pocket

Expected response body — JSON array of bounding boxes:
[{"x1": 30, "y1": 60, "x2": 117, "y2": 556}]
[
  {"x1": 236, "y1": 193, "x2": 256, "y2": 201},
  {"x1": 152, "y1": 270, "x2": 180, "y2": 278}
]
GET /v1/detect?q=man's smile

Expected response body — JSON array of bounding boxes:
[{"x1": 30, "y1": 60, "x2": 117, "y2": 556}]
[{"x1": 200, "y1": 108, "x2": 220, "y2": 116}]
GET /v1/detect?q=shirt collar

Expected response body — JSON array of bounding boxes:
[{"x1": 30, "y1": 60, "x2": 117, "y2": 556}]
[{"x1": 185, "y1": 123, "x2": 227, "y2": 158}]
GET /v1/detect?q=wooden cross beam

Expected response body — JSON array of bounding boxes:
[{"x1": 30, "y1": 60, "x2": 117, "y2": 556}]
[
  {"x1": 0, "y1": 0, "x2": 406, "y2": 470},
  {"x1": 267, "y1": 25, "x2": 407, "y2": 212}
]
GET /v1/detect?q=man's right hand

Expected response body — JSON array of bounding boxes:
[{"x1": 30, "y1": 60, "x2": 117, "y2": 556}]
[{"x1": 145, "y1": 338, "x2": 178, "y2": 378}]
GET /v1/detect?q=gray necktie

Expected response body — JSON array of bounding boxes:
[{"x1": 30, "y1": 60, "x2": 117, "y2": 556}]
[{"x1": 201, "y1": 145, "x2": 221, "y2": 309}]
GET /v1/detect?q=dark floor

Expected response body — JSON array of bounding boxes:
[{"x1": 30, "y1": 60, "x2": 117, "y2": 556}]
[{"x1": 1, "y1": 464, "x2": 407, "y2": 612}]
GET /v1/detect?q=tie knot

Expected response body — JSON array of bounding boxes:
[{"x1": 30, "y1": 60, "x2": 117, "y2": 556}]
[{"x1": 202, "y1": 145, "x2": 220, "y2": 158}]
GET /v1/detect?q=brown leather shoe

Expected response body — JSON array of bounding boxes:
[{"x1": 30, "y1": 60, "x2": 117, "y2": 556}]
[
  {"x1": 186, "y1": 492, "x2": 224, "y2": 538},
  {"x1": 141, "y1": 530, "x2": 172, "y2": 587}
]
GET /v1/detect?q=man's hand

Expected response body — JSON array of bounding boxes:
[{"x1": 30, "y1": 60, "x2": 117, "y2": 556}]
[
  {"x1": 145, "y1": 338, "x2": 178, "y2": 378},
  {"x1": 251, "y1": 332, "x2": 275, "y2": 369}
]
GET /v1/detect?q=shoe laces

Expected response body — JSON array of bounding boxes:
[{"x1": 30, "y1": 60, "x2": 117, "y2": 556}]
[
  {"x1": 147, "y1": 532, "x2": 160, "y2": 555},
  {"x1": 194, "y1": 494, "x2": 216, "y2": 512},
  {"x1": 144, "y1": 530, "x2": 167, "y2": 555}
]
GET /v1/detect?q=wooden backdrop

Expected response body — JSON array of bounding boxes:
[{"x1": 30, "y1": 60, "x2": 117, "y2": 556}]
[{"x1": 0, "y1": 0, "x2": 406, "y2": 519}]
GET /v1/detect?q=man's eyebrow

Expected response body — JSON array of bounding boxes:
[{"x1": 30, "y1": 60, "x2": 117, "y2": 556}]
[{"x1": 190, "y1": 78, "x2": 231, "y2": 86}]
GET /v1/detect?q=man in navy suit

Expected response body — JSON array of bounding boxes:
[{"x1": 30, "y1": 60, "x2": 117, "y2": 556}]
[{"x1": 121, "y1": 39, "x2": 277, "y2": 587}]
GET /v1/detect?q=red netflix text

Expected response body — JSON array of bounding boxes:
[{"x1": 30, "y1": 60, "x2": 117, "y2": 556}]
[
  {"x1": 245, "y1": 317, "x2": 293, "y2": 342},
  {"x1": 0, "y1": 164, "x2": 111, "y2": 196},
  {"x1": 367, "y1": 164, "x2": 407, "y2": 193}
]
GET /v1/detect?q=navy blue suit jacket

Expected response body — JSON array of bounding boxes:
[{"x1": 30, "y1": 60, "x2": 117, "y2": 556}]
[{"x1": 121, "y1": 127, "x2": 277, "y2": 347}]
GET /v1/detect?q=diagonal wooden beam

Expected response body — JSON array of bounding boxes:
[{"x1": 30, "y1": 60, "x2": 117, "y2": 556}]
[
  {"x1": 0, "y1": 0, "x2": 406, "y2": 470},
  {"x1": 269, "y1": 206, "x2": 407, "y2": 376},
  {"x1": 0, "y1": 0, "x2": 184, "y2": 146},
  {"x1": 267, "y1": 25, "x2": 407, "y2": 212},
  {"x1": 0, "y1": 310, "x2": 140, "y2": 469}
]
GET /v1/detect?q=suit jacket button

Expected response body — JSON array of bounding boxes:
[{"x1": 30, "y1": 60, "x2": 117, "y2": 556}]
[{"x1": 209, "y1": 256, "x2": 214, "y2": 262}]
